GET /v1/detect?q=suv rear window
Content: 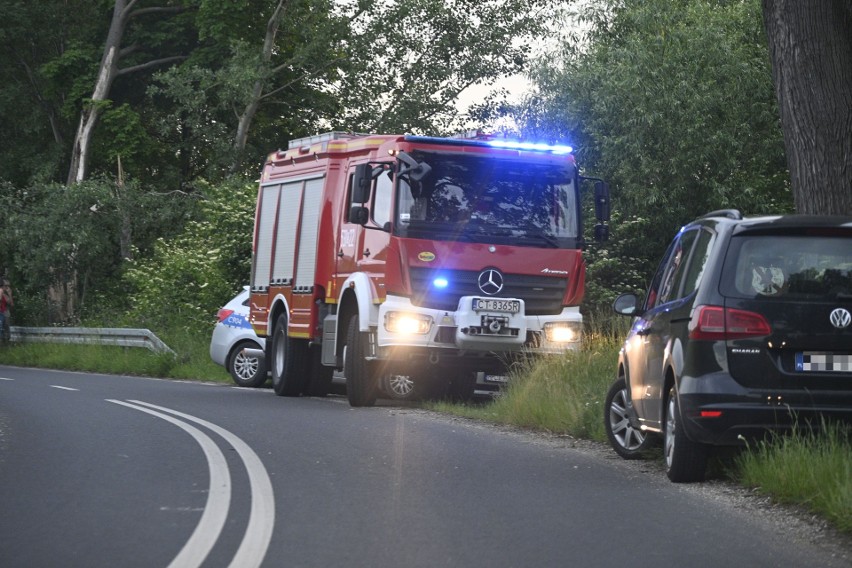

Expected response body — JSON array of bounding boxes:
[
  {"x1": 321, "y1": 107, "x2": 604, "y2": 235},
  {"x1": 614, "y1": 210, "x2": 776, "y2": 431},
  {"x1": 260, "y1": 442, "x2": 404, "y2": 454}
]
[{"x1": 721, "y1": 234, "x2": 852, "y2": 300}]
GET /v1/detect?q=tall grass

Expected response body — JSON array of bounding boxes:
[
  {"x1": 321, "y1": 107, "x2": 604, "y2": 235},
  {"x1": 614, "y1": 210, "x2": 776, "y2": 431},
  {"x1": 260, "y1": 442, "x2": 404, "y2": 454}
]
[
  {"x1": 431, "y1": 331, "x2": 623, "y2": 442},
  {"x1": 736, "y1": 422, "x2": 852, "y2": 533}
]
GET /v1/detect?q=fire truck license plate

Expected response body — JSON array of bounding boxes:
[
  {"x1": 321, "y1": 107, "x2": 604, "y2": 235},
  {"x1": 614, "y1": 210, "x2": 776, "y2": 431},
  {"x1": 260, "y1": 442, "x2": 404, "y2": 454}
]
[{"x1": 472, "y1": 298, "x2": 520, "y2": 313}]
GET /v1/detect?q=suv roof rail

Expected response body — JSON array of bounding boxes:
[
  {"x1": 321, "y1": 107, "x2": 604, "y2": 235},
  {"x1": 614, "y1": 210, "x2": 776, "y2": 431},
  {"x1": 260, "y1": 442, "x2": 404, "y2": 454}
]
[{"x1": 701, "y1": 209, "x2": 743, "y2": 220}]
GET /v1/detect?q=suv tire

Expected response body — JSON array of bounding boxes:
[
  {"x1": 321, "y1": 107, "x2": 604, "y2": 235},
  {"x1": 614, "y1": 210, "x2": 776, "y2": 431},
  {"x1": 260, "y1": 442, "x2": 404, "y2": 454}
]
[
  {"x1": 665, "y1": 387, "x2": 708, "y2": 482},
  {"x1": 604, "y1": 376, "x2": 654, "y2": 459}
]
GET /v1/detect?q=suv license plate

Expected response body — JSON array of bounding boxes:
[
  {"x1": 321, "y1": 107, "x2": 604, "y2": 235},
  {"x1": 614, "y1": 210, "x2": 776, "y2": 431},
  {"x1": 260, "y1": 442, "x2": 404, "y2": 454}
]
[
  {"x1": 795, "y1": 352, "x2": 852, "y2": 373},
  {"x1": 472, "y1": 298, "x2": 520, "y2": 313},
  {"x1": 484, "y1": 374, "x2": 509, "y2": 384}
]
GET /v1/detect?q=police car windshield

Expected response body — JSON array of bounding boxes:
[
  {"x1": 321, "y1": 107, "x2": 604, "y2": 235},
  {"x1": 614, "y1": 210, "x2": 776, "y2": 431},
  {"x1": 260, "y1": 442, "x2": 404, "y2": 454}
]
[{"x1": 394, "y1": 150, "x2": 578, "y2": 247}]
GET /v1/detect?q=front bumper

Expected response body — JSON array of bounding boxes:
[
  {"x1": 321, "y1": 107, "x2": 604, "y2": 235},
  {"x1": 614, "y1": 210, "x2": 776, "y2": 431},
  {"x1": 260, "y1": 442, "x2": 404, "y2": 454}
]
[{"x1": 376, "y1": 294, "x2": 582, "y2": 359}]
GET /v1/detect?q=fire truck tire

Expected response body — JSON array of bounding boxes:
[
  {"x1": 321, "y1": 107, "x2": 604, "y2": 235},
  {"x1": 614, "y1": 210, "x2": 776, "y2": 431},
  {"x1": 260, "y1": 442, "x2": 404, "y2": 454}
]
[
  {"x1": 304, "y1": 346, "x2": 333, "y2": 397},
  {"x1": 344, "y1": 316, "x2": 378, "y2": 407},
  {"x1": 270, "y1": 314, "x2": 309, "y2": 397}
]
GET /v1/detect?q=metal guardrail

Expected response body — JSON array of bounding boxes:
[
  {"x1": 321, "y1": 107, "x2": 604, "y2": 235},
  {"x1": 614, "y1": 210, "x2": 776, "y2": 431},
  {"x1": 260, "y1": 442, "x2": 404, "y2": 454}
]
[{"x1": 8, "y1": 326, "x2": 175, "y2": 355}]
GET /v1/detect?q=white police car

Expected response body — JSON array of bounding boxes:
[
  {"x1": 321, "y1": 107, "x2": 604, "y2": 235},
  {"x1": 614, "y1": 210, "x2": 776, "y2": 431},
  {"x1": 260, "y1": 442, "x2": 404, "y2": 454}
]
[{"x1": 210, "y1": 287, "x2": 267, "y2": 387}]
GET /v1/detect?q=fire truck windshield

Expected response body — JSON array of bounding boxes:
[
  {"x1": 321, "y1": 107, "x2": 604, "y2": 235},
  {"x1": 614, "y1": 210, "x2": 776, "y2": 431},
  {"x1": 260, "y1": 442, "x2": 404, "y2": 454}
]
[{"x1": 394, "y1": 150, "x2": 579, "y2": 247}]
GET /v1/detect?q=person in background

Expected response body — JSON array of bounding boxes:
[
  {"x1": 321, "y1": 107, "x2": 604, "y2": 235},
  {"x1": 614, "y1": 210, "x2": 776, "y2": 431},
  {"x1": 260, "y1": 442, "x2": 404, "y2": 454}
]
[{"x1": 0, "y1": 279, "x2": 13, "y2": 343}]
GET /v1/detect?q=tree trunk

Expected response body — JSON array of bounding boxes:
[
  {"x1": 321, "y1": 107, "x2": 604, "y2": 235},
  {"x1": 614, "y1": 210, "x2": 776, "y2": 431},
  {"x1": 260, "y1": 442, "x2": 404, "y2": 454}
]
[
  {"x1": 762, "y1": 0, "x2": 852, "y2": 215},
  {"x1": 116, "y1": 156, "x2": 133, "y2": 260},
  {"x1": 67, "y1": 1, "x2": 128, "y2": 186},
  {"x1": 232, "y1": 0, "x2": 288, "y2": 166},
  {"x1": 66, "y1": 1, "x2": 187, "y2": 185}
]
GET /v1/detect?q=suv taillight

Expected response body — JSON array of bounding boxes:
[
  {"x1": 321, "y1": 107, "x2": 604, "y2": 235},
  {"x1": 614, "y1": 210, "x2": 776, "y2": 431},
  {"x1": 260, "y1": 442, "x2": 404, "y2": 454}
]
[{"x1": 688, "y1": 305, "x2": 771, "y2": 340}]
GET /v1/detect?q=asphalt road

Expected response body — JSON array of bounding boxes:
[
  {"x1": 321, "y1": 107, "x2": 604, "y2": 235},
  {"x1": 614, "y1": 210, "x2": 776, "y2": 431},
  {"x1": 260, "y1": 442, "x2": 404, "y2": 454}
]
[{"x1": 0, "y1": 365, "x2": 848, "y2": 568}]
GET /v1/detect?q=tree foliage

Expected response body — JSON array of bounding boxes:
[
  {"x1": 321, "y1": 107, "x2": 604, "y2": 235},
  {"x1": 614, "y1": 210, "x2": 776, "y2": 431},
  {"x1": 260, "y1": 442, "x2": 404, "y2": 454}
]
[
  {"x1": 333, "y1": 0, "x2": 549, "y2": 134},
  {"x1": 122, "y1": 177, "x2": 256, "y2": 333},
  {"x1": 0, "y1": 0, "x2": 546, "y2": 324},
  {"x1": 0, "y1": 176, "x2": 194, "y2": 323},
  {"x1": 4, "y1": 0, "x2": 840, "y2": 329},
  {"x1": 518, "y1": 0, "x2": 792, "y2": 312}
]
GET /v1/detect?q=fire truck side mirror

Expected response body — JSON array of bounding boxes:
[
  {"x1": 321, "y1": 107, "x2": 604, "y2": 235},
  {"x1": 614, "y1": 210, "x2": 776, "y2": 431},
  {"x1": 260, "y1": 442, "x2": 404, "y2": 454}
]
[
  {"x1": 352, "y1": 163, "x2": 373, "y2": 204},
  {"x1": 396, "y1": 151, "x2": 432, "y2": 182},
  {"x1": 594, "y1": 181, "x2": 611, "y2": 222},
  {"x1": 349, "y1": 205, "x2": 370, "y2": 225}
]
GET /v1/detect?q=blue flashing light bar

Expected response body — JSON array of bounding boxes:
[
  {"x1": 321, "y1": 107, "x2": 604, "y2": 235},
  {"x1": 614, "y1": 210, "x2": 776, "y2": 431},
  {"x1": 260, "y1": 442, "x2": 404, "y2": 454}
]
[
  {"x1": 433, "y1": 277, "x2": 449, "y2": 289},
  {"x1": 486, "y1": 140, "x2": 573, "y2": 154},
  {"x1": 404, "y1": 135, "x2": 573, "y2": 155}
]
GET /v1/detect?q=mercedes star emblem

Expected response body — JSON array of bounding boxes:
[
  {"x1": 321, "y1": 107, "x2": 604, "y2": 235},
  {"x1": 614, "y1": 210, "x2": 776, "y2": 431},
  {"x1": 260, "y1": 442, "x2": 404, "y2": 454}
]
[
  {"x1": 829, "y1": 308, "x2": 851, "y2": 329},
  {"x1": 477, "y1": 268, "x2": 504, "y2": 295}
]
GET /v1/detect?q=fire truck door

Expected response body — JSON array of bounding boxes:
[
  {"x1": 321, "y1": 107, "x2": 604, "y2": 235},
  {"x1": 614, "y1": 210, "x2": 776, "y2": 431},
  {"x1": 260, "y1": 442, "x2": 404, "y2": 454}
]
[
  {"x1": 335, "y1": 166, "x2": 391, "y2": 297},
  {"x1": 335, "y1": 168, "x2": 363, "y2": 287},
  {"x1": 358, "y1": 170, "x2": 392, "y2": 280}
]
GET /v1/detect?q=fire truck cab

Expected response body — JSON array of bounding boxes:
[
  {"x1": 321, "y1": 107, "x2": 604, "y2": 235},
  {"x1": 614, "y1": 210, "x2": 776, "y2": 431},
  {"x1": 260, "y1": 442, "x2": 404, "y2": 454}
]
[{"x1": 249, "y1": 132, "x2": 609, "y2": 406}]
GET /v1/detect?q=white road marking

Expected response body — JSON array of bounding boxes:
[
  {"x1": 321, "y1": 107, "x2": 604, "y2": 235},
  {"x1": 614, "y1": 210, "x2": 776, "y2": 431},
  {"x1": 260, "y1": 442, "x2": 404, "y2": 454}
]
[
  {"x1": 50, "y1": 385, "x2": 79, "y2": 391},
  {"x1": 107, "y1": 400, "x2": 232, "y2": 568},
  {"x1": 130, "y1": 400, "x2": 275, "y2": 568},
  {"x1": 0, "y1": 377, "x2": 13, "y2": 381}
]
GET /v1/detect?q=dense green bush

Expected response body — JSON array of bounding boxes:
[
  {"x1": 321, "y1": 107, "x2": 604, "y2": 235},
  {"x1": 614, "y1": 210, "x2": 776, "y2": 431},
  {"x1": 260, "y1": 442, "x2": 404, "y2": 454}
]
[
  {"x1": 0, "y1": 177, "x2": 195, "y2": 325},
  {"x1": 123, "y1": 176, "x2": 256, "y2": 334}
]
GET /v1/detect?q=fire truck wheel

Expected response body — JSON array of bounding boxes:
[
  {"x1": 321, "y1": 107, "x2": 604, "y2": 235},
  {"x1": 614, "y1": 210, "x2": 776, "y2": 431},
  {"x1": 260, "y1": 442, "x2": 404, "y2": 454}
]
[
  {"x1": 344, "y1": 316, "x2": 378, "y2": 407},
  {"x1": 304, "y1": 346, "x2": 333, "y2": 397},
  {"x1": 271, "y1": 314, "x2": 309, "y2": 396}
]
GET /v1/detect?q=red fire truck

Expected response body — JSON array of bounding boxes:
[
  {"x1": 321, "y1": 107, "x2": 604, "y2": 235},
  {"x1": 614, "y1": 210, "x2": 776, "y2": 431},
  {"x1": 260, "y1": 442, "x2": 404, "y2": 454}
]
[{"x1": 248, "y1": 131, "x2": 610, "y2": 406}]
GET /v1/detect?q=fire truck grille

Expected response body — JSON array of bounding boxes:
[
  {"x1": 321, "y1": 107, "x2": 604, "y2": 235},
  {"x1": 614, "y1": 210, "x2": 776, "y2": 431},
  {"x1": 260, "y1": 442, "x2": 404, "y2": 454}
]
[{"x1": 408, "y1": 268, "x2": 568, "y2": 316}]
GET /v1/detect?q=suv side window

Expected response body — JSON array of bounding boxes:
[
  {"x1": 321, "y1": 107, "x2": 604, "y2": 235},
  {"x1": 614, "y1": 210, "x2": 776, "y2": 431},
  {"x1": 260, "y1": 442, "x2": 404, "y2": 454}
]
[
  {"x1": 645, "y1": 241, "x2": 676, "y2": 310},
  {"x1": 655, "y1": 228, "x2": 698, "y2": 306},
  {"x1": 679, "y1": 228, "x2": 716, "y2": 297}
]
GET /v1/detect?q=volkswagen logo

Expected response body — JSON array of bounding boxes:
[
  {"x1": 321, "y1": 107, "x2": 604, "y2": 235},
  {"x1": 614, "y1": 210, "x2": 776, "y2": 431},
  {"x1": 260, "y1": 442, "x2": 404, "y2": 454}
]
[
  {"x1": 477, "y1": 268, "x2": 504, "y2": 295},
  {"x1": 829, "y1": 308, "x2": 851, "y2": 329}
]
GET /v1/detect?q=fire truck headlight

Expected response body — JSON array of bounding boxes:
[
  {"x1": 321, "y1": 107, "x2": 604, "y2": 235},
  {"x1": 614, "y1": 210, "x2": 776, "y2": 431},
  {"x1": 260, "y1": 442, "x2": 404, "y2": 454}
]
[
  {"x1": 385, "y1": 312, "x2": 433, "y2": 335},
  {"x1": 544, "y1": 322, "x2": 582, "y2": 343}
]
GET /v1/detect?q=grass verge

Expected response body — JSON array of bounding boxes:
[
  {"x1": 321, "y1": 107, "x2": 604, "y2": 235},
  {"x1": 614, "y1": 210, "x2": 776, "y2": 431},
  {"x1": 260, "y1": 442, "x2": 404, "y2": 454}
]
[
  {"x1": 0, "y1": 329, "x2": 230, "y2": 383},
  {"x1": 430, "y1": 333, "x2": 620, "y2": 442},
  {"x1": 735, "y1": 422, "x2": 852, "y2": 533}
]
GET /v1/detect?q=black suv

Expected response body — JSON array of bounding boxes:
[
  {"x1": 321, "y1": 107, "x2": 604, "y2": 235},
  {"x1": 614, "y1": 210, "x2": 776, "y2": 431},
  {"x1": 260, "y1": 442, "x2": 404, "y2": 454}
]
[{"x1": 604, "y1": 210, "x2": 852, "y2": 482}]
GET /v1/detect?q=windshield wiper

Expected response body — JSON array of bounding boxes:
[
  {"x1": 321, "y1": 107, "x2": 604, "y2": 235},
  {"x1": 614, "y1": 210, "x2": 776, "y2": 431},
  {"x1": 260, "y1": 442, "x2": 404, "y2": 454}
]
[{"x1": 522, "y1": 227, "x2": 560, "y2": 248}]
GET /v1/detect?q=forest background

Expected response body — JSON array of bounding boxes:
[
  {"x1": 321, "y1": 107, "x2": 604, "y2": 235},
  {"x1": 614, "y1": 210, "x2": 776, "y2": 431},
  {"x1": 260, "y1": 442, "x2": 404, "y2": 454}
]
[{"x1": 0, "y1": 0, "x2": 845, "y2": 336}]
